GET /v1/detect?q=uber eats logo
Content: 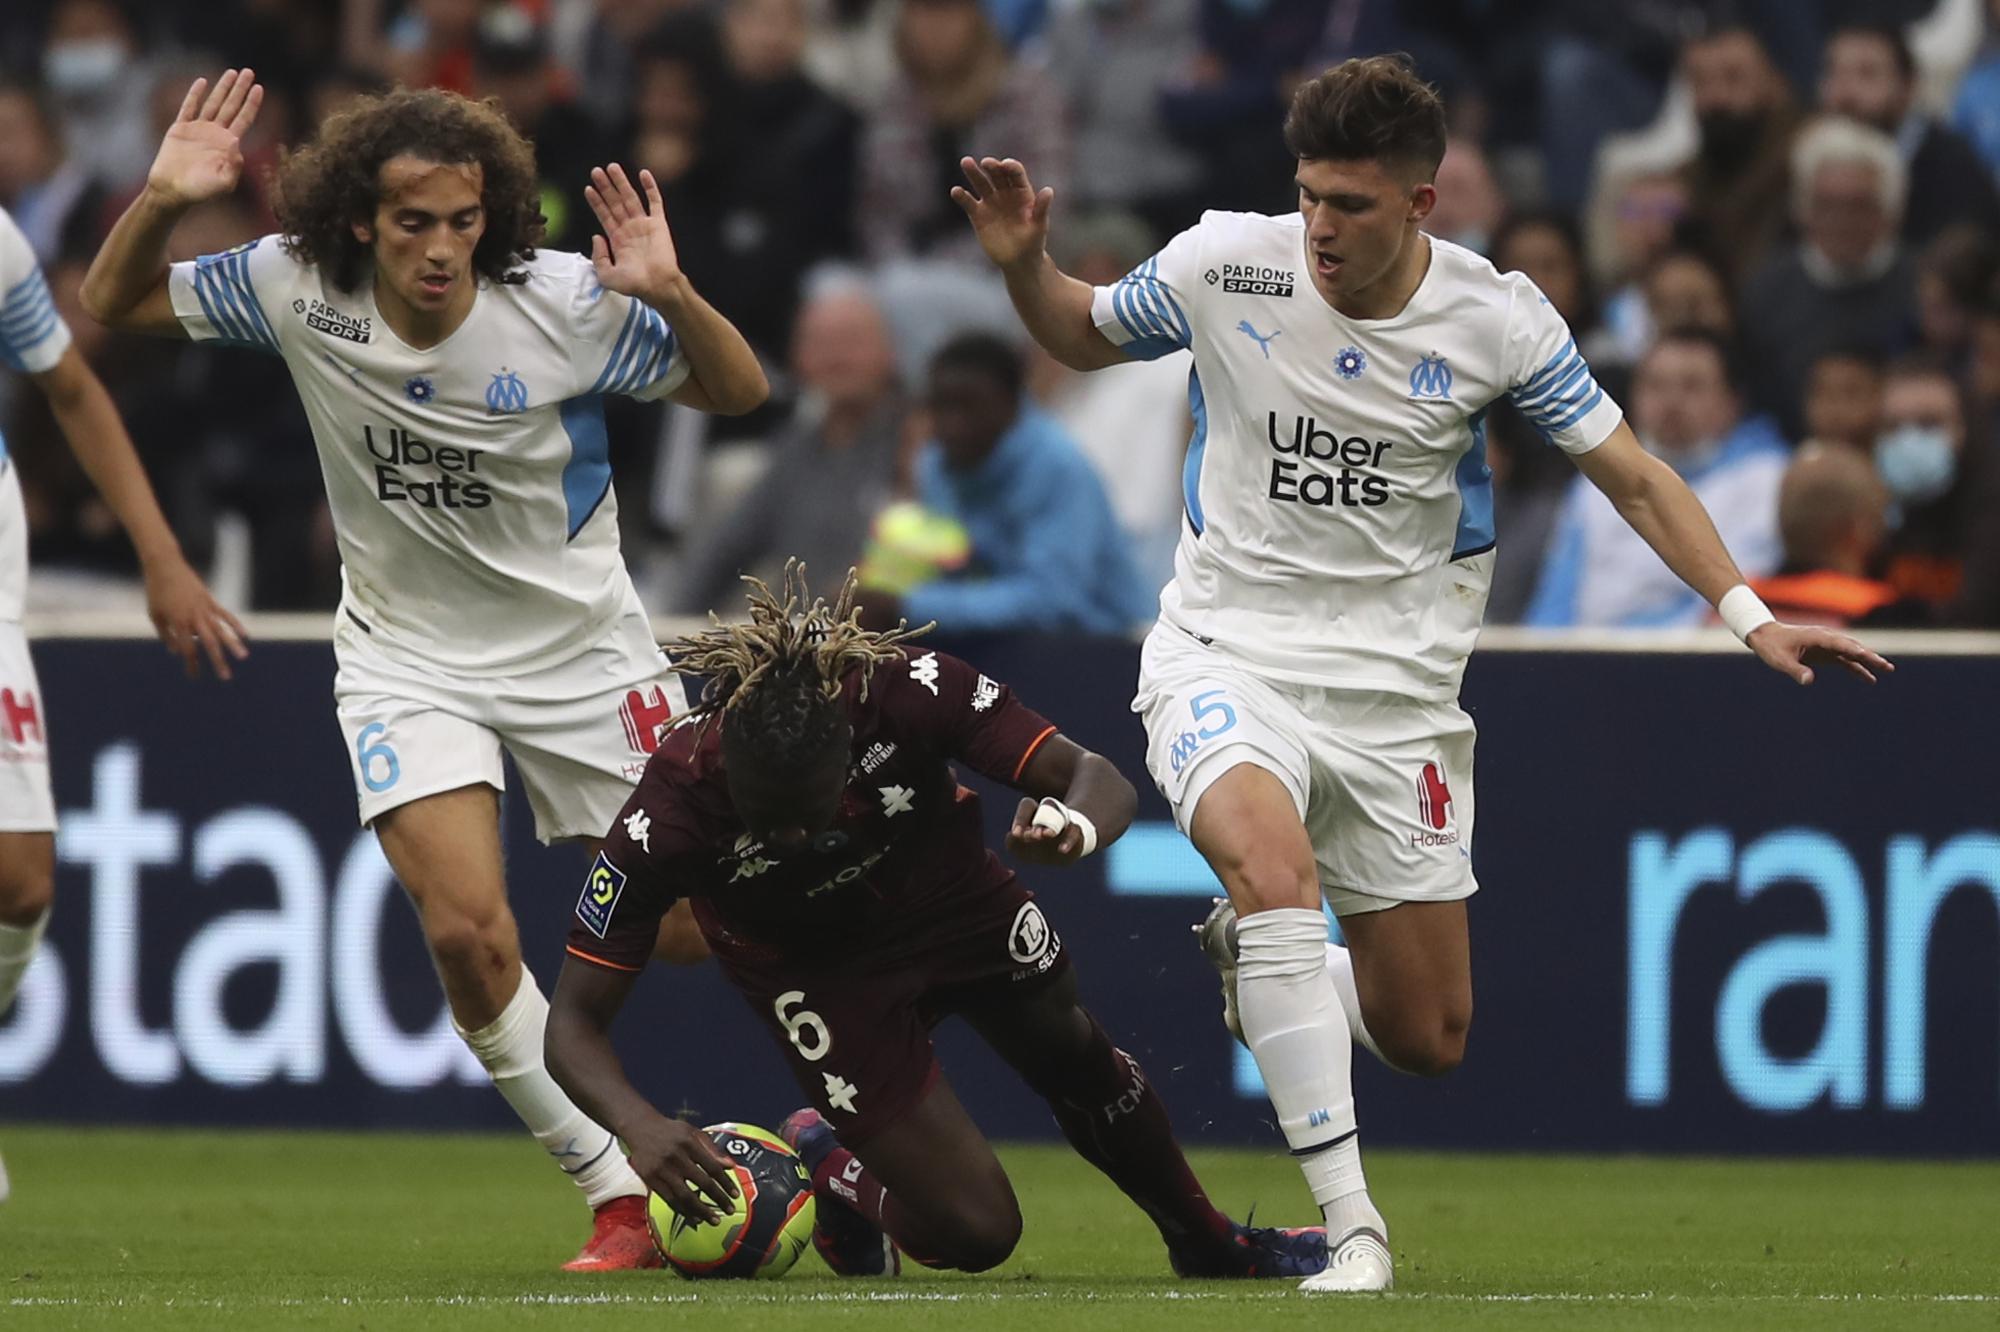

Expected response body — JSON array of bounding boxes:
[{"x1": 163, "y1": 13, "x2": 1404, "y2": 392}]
[
  {"x1": 362, "y1": 425, "x2": 493, "y2": 509},
  {"x1": 1265, "y1": 411, "x2": 1398, "y2": 508}
]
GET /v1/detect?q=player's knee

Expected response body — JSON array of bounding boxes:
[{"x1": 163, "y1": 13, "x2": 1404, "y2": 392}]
[
  {"x1": 1382, "y1": 1008, "x2": 1471, "y2": 1078},
  {"x1": 421, "y1": 900, "x2": 516, "y2": 982},
  {"x1": 941, "y1": 1203, "x2": 1022, "y2": 1273},
  {"x1": 1221, "y1": 852, "x2": 1318, "y2": 915},
  {"x1": 0, "y1": 843, "x2": 55, "y2": 925}
]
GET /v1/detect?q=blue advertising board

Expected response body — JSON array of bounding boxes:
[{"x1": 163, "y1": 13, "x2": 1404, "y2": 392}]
[{"x1": 2, "y1": 632, "x2": 1995, "y2": 1154}]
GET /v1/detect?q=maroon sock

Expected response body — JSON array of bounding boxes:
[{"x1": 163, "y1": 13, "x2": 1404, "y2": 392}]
[
  {"x1": 1038, "y1": 1019, "x2": 1234, "y2": 1256},
  {"x1": 810, "y1": 1146, "x2": 951, "y2": 1269}
]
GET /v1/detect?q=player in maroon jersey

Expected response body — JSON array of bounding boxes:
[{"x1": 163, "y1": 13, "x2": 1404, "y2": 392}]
[{"x1": 545, "y1": 566, "x2": 1327, "y2": 1278}]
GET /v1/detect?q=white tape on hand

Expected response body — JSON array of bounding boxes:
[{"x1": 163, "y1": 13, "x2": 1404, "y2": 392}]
[
  {"x1": 1034, "y1": 797, "x2": 1098, "y2": 857},
  {"x1": 1718, "y1": 584, "x2": 1776, "y2": 643}
]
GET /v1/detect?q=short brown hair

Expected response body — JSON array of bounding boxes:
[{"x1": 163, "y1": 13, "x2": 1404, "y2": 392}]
[
  {"x1": 273, "y1": 88, "x2": 546, "y2": 293},
  {"x1": 1283, "y1": 55, "x2": 1447, "y2": 178}
]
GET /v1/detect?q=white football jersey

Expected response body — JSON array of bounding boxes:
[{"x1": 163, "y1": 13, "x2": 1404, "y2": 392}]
[
  {"x1": 1092, "y1": 212, "x2": 1624, "y2": 700},
  {"x1": 0, "y1": 206, "x2": 75, "y2": 622},
  {"x1": 168, "y1": 238, "x2": 689, "y2": 674}
]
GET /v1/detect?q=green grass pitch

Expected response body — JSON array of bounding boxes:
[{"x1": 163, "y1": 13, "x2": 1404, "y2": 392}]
[{"x1": 2, "y1": 1126, "x2": 1996, "y2": 1329}]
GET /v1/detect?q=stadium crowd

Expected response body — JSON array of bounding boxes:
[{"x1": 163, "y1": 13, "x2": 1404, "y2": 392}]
[{"x1": 3, "y1": 0, "x2": 1999, "y2": 631}]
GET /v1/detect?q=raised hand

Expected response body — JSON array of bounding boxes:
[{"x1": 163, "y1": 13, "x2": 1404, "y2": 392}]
[
  {"x1": 1746, "y1": 622, "x2": 1895, "y2": 686},
  {"x1": 585, "y1": 165, "x2": 684, "y2": 306},
  {"x1": 951, "y1": 157, "x2": 1053, "y2": 271},
  {"x1": 148, "y1": 69, "x2": 263, "y2": 208}
]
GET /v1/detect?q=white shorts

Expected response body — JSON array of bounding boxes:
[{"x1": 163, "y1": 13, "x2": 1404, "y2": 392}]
[
  {"x1": 332, "y1": 605, "x2": 688, "y2": 844},
  {"x1": 1133, "y1": 623, "x2": 1477, "y2": 916},
  {"x1": 0, "y1": 620, "x2": 55, "y2": 833}
]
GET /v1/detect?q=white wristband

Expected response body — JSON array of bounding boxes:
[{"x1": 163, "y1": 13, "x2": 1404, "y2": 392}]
[
  {"x1": 1717, "y1": 584, "x2": 1776, "y2": 643},
  {"x1": 1033, "y1": 797, "x2": 1099, "y2": 857}
]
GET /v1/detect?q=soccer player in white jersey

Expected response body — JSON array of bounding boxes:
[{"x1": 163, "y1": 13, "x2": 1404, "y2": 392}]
[
  {"x1": 0, "y1": 204, "x2": 243, "y2": 1203},
  {"x1": 81, "y1": 71, "x2": 769, "y2": 1268},
  {"x1": 953, "y1": 56, "x2": 1893, "y2": 1292}
]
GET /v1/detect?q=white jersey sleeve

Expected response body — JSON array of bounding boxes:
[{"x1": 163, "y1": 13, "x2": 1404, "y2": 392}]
[
  {"x1": 1500, "y1": 273, "x2": 1622, "y2": 454},
  {"x1": 0, "y1": 208, "x2": 73, "y2": 374},
  {"x1": 568, "y1": 264, "x2": 692, "y2": 402},
  {"x1": 166, "y1": 234, "x2": 301, "y2": 355},
  {"x1": 1089, "y1": 220, "x2": 1202, "y2": 361}
]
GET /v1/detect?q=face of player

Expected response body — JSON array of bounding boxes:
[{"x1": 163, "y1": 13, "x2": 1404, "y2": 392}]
[
  {"x1": 353, "y1": 155, "x2": 487, "y2": 336},
  {"x1": 723, "y1": 725, "x2": 854, "y2": 858},
  {"x1": 1632, "y1": 341, "x2": 1739, "y2": 455},
  {"x1": 1293, "y1": 156, "x2": 1435, "y2": 315},
  {"x1": 1818, "y1": 33, "x2": 1909, "y2": 131}
]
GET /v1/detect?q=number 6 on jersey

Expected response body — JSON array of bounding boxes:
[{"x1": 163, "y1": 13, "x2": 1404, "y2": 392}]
[{"x1": 774, "y1": 991, "x2": 831, "y2": 1062}]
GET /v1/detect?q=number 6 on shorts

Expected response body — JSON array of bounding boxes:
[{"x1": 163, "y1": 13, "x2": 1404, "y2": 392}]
[{"x1": 774, "y1": 991, "x2": 832, "y2": 1062}]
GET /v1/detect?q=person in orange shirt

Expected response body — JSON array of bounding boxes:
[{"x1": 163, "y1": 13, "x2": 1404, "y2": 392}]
[{"x1": 1749, "y1": 444, "x2": 1926, "y2": 626}]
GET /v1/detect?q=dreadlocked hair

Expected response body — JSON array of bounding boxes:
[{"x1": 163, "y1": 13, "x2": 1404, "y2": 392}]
[{"x1": 665, "y1": 563, "x2": 931, "y2": 764}]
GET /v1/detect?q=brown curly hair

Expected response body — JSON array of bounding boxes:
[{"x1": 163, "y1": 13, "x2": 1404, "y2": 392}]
[{"x1": 273, "y1": 88, "x2": 546, "y2": 293}]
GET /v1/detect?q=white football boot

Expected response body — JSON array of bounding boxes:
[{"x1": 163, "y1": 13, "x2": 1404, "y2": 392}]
[{"x1": 1300, "y1": 1227, "x2": 1393, "y2": 1293}]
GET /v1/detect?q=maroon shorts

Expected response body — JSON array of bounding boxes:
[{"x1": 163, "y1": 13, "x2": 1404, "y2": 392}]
[{"x1": 711, "y1": 877, "x2": 1070, "y2": 1144}]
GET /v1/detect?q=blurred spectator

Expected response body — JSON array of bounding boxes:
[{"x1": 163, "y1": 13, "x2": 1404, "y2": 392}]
[
  {"x1": 306, "y1": 65, "x2": 392, "y2": 133},
  {"x1": 676, "y1": 273, "x2": 906, "y2": 615},
  {"x1": 1035, "y1": 210, "x2": 1190, "y2": 595},
  {"x1": 37, "y1": 0, "x2": 160, "y2": 192},
  {"x1": 471, "y1": 7, "x2": 600, "y2": 252},
  {"x1": 1739, "y1": 117, "x2": 1914, "y2": 439},
  {"x1": 1536, "y1": 2, "x2": 1690, "y2": 213},
  {"x1": 1641, "y1": 247, "x2": 1735, "y2": 340},
  {"x1": 1816, "y1": 22, "x2": 2000, "y2": 249},
  {"x1": 1873, "y1": 356, "x2": 1991, "y2": 617},
  {"x1": 546, "y1": 0, "x2": 694, "y2": 128},
  {"x1": 0, "y1": 78, "x2": 99, "y2": 266},
  {"x1": 1678, "y1": 23, "x2": 1799, "y2": 283},
  {"x1": 874, "y1": 333, "x2": 1150, "y2": 635},
  {"x1": 858, "y1": 0, "x2": 1067, "y2": 263},
  {"x1": 1951, "y1": 0, "x2": 2000, "y2": 183},
  {"x1": 1747, "y1": 444, "x2": 1923, "y2": 627},
  {"x1": 1424, "y1": 137, "x2": 1506, "y2": 256},
  {"x1": 1590, "y1": 170, "x2": 1689, "y2": 364},
  {"x1": 377, "y1": 0, "x2": 488, "y2": 94},
  {"x1": 1491, "y1": 209, "x2": 1617, "y2": 368},
  {"x1": 1044, "y1": 0, "x2": 1203, "y2": 238},
  {"x1": 1913, "y1": 225, "x2": 1998, "y2": 375},
  {"x1": 1799, "y1": 346, "x2": 1882, "y2": 453},
  {"x1": 1527, "y1": 330, "x2": 1785, "y2": 627}
]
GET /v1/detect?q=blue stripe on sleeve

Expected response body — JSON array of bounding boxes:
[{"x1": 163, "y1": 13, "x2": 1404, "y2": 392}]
[
  {"x1": 1118, "y1": 278, "x2": 1163, "y2": 339},
  {"x1": 230, "y1": 249, "x2": 279, "y2": 350},
  {"x1": 1515, "y1": 338, "x2": 1579, "y2": 397},
  {"x1": 195, "y1": 266, "x2": 249, "y2": 343},
  {"x1": 1516, "y1": 363, "x2": 1594, "y2": 422},
  {"x1": 1147, "y1": 258, "x2": 1192, "y2": 344},
  {"x1": 1546, "y1": 384, "x2": 1605, "y2": 431},
  {"x1": 1511, "y1": 353, "x2": 1586, "y2": 414},
  {"x1": 591, "y1": 300, "x2": 642, "y2": 394}
]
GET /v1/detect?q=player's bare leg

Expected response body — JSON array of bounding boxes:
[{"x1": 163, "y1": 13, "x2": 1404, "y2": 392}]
[
  {"x1": 961, "y1": 968, "x2": 1327, "y2": 1277},
  {"x1": 1337, "y1": 900, "x2": 1472, "y2": 1077},
  {"x1": 0, "y1": 831, "x2": 56, "y2": 1204},
  {"x1": 374, "y1": 785, "x2": 656, "y2": 1269},
  {"x1": 1189, "y1": 761, "x2": 1391, "y2": 1292}
]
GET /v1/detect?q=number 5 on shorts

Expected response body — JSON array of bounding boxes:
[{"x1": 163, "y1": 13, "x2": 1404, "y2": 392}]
[
  {"x1": 355, "y1": 723, "x2": 401, "y2": 793},
  {"x1": 1191, "y1": 690, "x2": 1237, "y2": 738},
  {"x1": 775, "y1": 991, "x2": 832, "y2": 1062}
]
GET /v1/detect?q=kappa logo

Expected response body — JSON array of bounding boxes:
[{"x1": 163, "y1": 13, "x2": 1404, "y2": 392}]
[
  {"x1": 879, "y1": 785, "x2": 915, "y2": 818},
  {"x1": 622, "y1": 809, "x2": 652, "y2": 852},
  {"x1": 970, "y1": 675, "x2": 1002, "y2": 712},
  {"x1": 1412, "y1": 760, "x2": 1460, "y2": 847},
  {"x1": 1409, "y1": 351, "x2": 1454, "y2": 401},
  {"x1": 909, "y1": 652, "x2": 941, "y2": 696},
  {"x1": 575, "y1": 853, "x2": 627, "y2": 938}
]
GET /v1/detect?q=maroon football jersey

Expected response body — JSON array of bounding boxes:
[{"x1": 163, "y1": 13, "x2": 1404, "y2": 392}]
[{"x1": 567, "y1": 647, "x2": 1057, "y2": 971}]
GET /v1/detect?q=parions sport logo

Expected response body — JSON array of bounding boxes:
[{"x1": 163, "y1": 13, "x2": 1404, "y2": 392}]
[
  {"x1": 293, "y1": 297, "x2": 372, "y2": 344},
  {"x1": 361, "y1": 425, "x2": 493, "y2": 509},
  {"x1": 1265, "y1": 411, "x2": 1399, "y2": 508},
  {"x1": 1214, "y1": 262, "x2": 1294, "y2": 298}
]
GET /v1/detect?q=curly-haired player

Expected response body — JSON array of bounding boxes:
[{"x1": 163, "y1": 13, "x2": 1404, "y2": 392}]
[
  {"x1": 81, "y1": 70, "x2": 769, "y2": 1268},
  {"x1": 545, "y1": 565, "x2": 1328, "y2": 1280}
]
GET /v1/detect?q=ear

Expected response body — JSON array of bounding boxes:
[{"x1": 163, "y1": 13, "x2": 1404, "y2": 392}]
[
  {"x1": 351, "y1": 219, "x2": 374, "y2": 246},
  {"x1": 1408, "y1": 181, "x2": 1438, "y2": 225}
]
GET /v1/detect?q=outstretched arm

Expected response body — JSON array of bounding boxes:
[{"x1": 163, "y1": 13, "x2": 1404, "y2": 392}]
[
  {"x1": 584, "y1": 164, "x2": 768, "y2": 416},
  {"x1": 544, "y1": 954, "x2": 740, "y2": 1223},
  {"x1": 81, "y1": 69, "x2": 263, "y2": 335},
  {"x1": 1574, "y1": 422, "x2": 1894, "y2": 684},
  {"x1": 1005, "y1": 734, "x2": 1138, "y2": 867},
  {"x1": 33, "y1": 348, "x2": 247, "y2": 678},
  {"x1": 952, "y1": 157, "x2": 1127, "y2": 372}
]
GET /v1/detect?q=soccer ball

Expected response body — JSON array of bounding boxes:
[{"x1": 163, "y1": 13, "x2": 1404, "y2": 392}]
[{"x1": 650, "y1": 1122, "x2": 817, "y2": 1279}]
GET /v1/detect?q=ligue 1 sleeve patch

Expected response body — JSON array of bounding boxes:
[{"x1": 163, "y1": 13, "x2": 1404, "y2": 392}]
[{"x1": 576, "y1": 853, "x2": 628, "y2": 939}]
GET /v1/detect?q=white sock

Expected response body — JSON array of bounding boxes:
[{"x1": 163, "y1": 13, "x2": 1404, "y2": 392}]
[
  {"x1": 455, "y1": 968, "x2": 644, "y2": 1209},
  {"x1": 1236, "y1": 909, "x2": 1384, "y2": 1240},
  {"x1": 1325, "y1": 943, "x2": 1384, "y2": 1063},
  {"x1": 0, "y1": 908, "x2": 51, "y2": 1019}
]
